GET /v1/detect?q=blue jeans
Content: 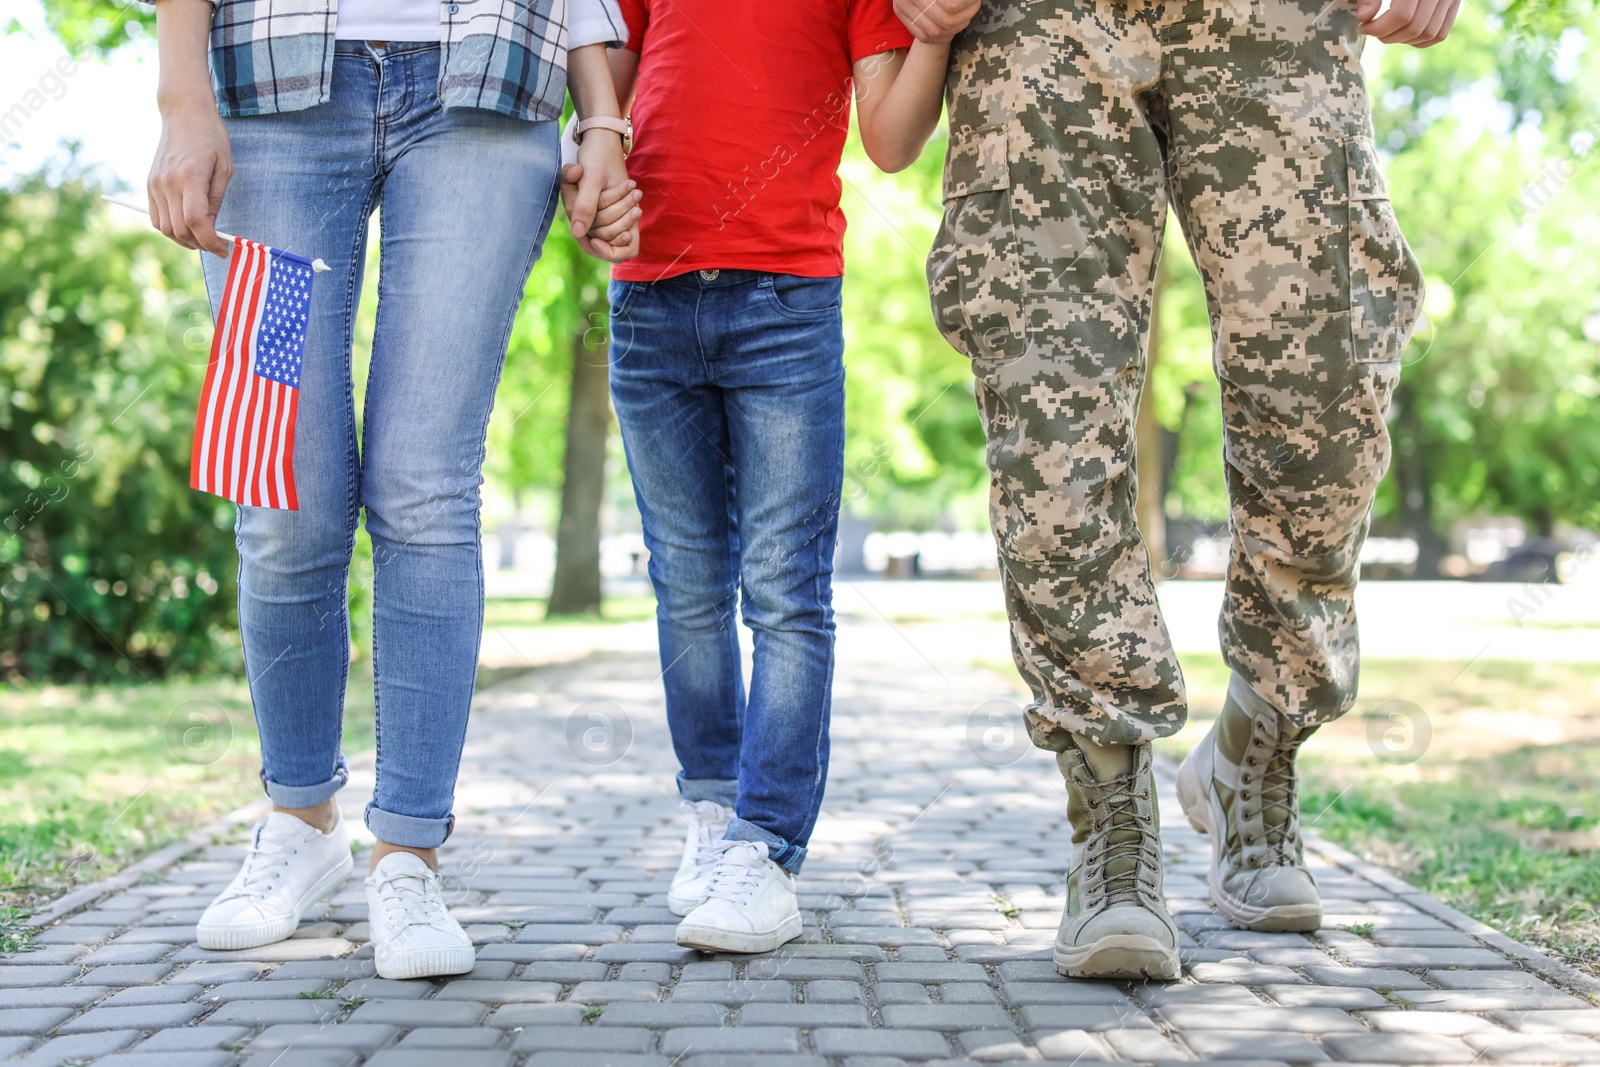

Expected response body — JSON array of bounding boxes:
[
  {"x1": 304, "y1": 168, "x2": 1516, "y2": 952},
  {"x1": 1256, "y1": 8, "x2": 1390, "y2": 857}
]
[
  {"x1": 201, "y1": 42, "x2": 561, "y2": 848},
  {"x1": 609, "y1": 270, "x2": 846, "y2": 873}
]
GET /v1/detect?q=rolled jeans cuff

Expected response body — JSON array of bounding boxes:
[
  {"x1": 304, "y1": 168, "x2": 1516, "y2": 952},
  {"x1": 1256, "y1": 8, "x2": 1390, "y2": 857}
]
[
  {"x1": 261, "y1": 755, "x2": 348, "y2": 809},
  {"x1": 725, "y1": 817, "x2": 807, "y2": 874},
  {"x1": 677, "y1": 773, "x2": 738, "y2": 809},
  {"x1": 366, "y1": 804, "x2": 456, "y2": 849}
]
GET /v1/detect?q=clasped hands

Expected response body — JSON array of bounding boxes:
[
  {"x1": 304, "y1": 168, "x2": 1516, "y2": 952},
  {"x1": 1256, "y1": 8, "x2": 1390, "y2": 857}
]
[{"x1": 561, "y1": 127, "x2": 643, "y2": 263}]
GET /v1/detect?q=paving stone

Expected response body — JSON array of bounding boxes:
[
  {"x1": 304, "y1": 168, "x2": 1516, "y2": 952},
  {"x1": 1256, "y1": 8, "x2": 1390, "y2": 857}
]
[
  {"x1": 365, "y1": 1051, "x2": 516, "y2": 1067},
  {"x1": 738, "y1": 1002, "x2": 872, "y2": 1027},
  {"x1": 511, "y1": 1027, "x2": 654, "y2": 1052},
  {"x1": 874, "y1": 963, "x2": 988, "y2": 983},
  {"x1": 239, "y1": 1052, "x2": 357, "y2": 1067},
  {"x1": 1157, "y1": 1005, "x2": 1365, "y2": 1033},
  {"x1": 90, "y1": 1053, "x2": 234, "y2": 1067},
  {"x1": 435, "y1": 980, "x2": 563, "y2": 1004},
  {"x1": 485, "y1": 1004, "x2": 588, "y2": 1027},
  {"x1": 197, "y1": 979, "x2": 330, "y2": 1001},
  {"x1": 569, "y1": 980, "x2": 661, "y2": 1003},
  {"x1": 0, "y1": 1007, "x2": 73, "y2": 1035},
  {"x1": 337, "y1": 977, "x2": 432, "y2": 1000},
  {"x1": 171, "y1": 961, "x2": 271, "y2": 985},
  {"x1": 669, "y1": 979, "x2": 793, "y2": 1003},
  {"x1": 1426, "y1": 968, "x2": 1554, "y2": 989},
  {"x1": 0, "y1": 986, "x2": 107, "y2": 1008},
  {"x1": 1363, "y1": 1010, "x2": 1497, "y2": 1035},
  {"x1": 396, "y1": 1027, "x2": 507, "y2": 1047},
  {"x1": 1299, "y1": 965, "x2": 1433, "y2": 990},
  {"x1": 58, "y1": 1002, "x2": 205, "y2": 1032},
  {"x1": 812, "y1": 1028, "x2": 953, "y2": 1058},
  {"x1": 133, "y1": 1025, "x2": 252, "y2": 1051},
  {"x1": 74, "y1": 962, "x2": 174, "y2": 985},
  {"x1": 1180, "y1": 1029, "x2": 1329, "y2": 1061},
  {"x1": 805, "y1": 980, "x2": 865, "y2": 1003},
  {"x1": 1017, "y1": 1004, "x2": 1153, "y2": 1032},
  {"x1": 882, "y1": 1004, "x2": 1013, "y2": 1031},
  {"x1": 1490, "y1": 1009, "x2": 1600, "y2": 1034},
  {"x1": 347, "y1": 998, "x2": 492, "y2": 1026},
  {"x1": 247, "y1": 1023, "x2": 400, "y2": 1050},
  {"x1": 1463, "y1": 1032, "x2": 1600, "y2": 1062},
  {"x1": 80, "y1": 943, "x2": 173, "y2": 964},
  {"x1": 743, "y1": 958, "x2": 865, "y2": 981},
  {"x1": 660, "y1": 1027, "x2": 800, "y2": 1054},
  {"x1": 0, "y1": 1036, "x2": 32, "y2": 1059},
  {"x1": 1336, "y1": 946, "x2": 1515, "y2": 969},
  {"x1": 592, "y1": 1002, "x2": 727, "y2": 1027},
  {"x1": 1321, "y1": 1032, "x2": 1479, "y2": 1062},
  {"x1": 202, "y1": 998, "x2": 341, "y2": 1025},
  {"x1": 1261, "y1": 984, "x2": 1391, "y2": 1010},
  {"x1": 0, "y1": 966, "x2": 78, "y2": 987},
  {"x1": 14, "y1": 1029, "x2": 140, "y2": 1066},
  {"x1": 102, "y1": 982, "x2": 205, "y2": 1006},
  {"x1": 523, "y1": 1055, "x2": 669, "y2": 1067}
]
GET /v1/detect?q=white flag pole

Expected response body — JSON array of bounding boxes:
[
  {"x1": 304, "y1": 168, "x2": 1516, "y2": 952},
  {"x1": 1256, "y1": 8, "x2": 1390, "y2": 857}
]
[{"x1": 101, "y1": 195, "x2": 331, "y2": 273}]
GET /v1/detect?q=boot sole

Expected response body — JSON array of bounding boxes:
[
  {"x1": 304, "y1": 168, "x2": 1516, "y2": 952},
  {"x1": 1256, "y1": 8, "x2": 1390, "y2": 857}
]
[
  {"x1": 1053, "y1": 935, "x2": 1180, "y2": 981},
  {"x1": 1176, "y1": 753, "x2": 1323, "y2": 934},
  {"x1": 675, "y1": 913, "x2": 803, "y2": 954},
  {"x1": 195, "y1": 853, "x2": 355, "y2": 951}
]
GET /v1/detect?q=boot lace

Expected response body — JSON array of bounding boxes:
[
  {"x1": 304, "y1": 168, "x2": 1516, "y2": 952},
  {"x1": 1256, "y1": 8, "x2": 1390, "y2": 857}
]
[
  {"x1": 1240, "y1": 720, "x2": 1305, "y2": 866},
  {"x1": 1084, "y1": 772, "x2": 1162, "y2": 907}
]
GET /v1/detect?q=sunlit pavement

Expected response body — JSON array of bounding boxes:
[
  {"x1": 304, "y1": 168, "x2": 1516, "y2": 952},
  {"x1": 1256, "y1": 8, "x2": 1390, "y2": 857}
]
[{"x1": 6, "y1": 589, "x2": 1599, "y2": 1066}]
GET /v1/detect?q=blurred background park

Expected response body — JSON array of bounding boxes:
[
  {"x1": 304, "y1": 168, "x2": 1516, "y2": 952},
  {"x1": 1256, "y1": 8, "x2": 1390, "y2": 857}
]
[{"x1": 2, "y1": 0, "x2": 1598, "y2": 978}]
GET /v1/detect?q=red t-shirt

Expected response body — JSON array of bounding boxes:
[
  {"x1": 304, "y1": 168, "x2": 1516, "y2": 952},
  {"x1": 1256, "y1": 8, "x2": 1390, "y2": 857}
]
[{"x1": 612, "y1": 0, "x2": 913, "y2": 281}]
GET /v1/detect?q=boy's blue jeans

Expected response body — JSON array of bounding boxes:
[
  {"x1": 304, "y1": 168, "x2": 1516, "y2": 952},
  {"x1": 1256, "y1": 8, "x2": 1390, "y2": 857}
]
[
  {"x1": 201, "y1": 42, "x2": 561, "y2": 848},
  {"x1": 608, "y1": 270, "x2": 846, "y2": 873}
]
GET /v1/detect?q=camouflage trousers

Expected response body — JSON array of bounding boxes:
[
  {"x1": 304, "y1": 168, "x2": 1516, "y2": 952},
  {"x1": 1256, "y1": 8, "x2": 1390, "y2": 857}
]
[{"x1": 929, "y1": 0, "x2": 1423, "y2": 747}]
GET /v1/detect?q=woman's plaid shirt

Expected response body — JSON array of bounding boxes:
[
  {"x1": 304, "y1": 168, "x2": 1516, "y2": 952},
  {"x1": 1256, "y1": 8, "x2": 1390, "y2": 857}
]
[{"x1": 159, "y1": 0, "x2": 624, "y2": 122}]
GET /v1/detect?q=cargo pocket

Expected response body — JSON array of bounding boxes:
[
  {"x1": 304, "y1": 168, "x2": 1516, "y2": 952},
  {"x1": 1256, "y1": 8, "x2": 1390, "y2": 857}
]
[
  {"x1": 927, "y1": 125, "x2": 1027, "y2": 363},
  {"x1": 1347, "y1": 136, "x2": 1423, "y2": 364}
]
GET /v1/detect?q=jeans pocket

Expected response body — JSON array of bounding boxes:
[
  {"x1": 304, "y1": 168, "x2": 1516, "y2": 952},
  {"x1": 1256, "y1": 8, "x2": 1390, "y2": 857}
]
[
  {"x1": 763, "y1": 274, "x2": 843, "y2": 317},
  {"x1": 927, "y1": 124, "x2": 1027, "y2": 363},
  {"x1": 1347, "y1": 136, "x2": 1423, "y2": 364}
]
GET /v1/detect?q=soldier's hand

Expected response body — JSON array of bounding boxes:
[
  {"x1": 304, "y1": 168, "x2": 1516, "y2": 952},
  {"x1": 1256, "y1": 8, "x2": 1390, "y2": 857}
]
[
  {"x1": 894, "y1": 0, "x2": 983, "y2": 44},
  {"x1": 1356, "y1": 0, "x2": 1461, "y2": 47}
]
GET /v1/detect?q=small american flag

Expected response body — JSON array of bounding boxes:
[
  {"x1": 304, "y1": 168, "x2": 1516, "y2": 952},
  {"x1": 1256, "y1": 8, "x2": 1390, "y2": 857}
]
[{"x1": 190, "y1": 237, "x2": 314, "y2": 510}]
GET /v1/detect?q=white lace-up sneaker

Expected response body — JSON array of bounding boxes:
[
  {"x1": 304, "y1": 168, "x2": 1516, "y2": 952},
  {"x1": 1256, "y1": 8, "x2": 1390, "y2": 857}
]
[
  {"x1": 365, "y1": 852, "x2": 474, "y2": 980},
  {"x1": 668, "y1": 800, "x2": 735, "y2": 917},
  {"x1": 675, "y1": 840, "x2": 802, "y2": 953},
  {"x1": 196, "y1": 811, "x2": 354, "y2": 950}
]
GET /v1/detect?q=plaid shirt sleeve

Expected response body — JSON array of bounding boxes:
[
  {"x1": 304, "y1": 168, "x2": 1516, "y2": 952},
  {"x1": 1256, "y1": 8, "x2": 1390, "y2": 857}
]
[{"x1": 142, "y1": 0, "x2": 618, "y2": 122}]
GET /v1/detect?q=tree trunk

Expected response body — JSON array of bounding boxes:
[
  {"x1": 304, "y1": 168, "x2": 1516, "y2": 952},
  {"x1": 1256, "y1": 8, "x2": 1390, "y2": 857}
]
[
  {"x1": 1393, "y1": 380, "x2": 1446, "y2": 579},
  {"x1": 547, "y1": 290, "x2": 611, "y2": 616},
  {"x1": 1135, "y1": 255, "x2": 1168, "y2": 572}
]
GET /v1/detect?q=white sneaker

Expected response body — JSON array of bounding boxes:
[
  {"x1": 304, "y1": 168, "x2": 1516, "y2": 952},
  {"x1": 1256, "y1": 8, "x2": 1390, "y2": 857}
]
[
  {"x1": 365, "y1": 852, "x2": 474, "y2": 980},
  {"x1": 196, "y1": 811, "x2": 354, "y2": 950},
  {"x1": 675, "y1": 840, "x2": 803, "y2": 953},
  {"x1": 668, "y1": 800, "x2": 735, "y2": 917}
]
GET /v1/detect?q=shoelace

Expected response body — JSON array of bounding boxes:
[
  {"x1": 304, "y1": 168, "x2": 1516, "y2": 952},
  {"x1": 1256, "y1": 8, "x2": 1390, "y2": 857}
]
[
  {"x1": 216, "y1": 823, "x2": 299, "y2": 902},
  {"x1": 373, "y1": 866, "x2": 454, "y2": 931},
  {"x1": 1257, "y1": 739, "x2": 1303, "y2": 865},
  {"x1": 701, "y1": 841, "x2": 768, "y2": 906},
  {"x1": 1085, "y1": 773, "x2": 1162, "y2": 907},
  {"x1": 684, "y1": 802, "x2": 730, "y2": 875}
]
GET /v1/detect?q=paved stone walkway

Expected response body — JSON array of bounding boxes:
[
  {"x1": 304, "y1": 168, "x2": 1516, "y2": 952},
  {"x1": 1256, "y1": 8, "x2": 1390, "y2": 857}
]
[{"x1": 6, "y1": 616, "x2": 1600, "y2": 1067}]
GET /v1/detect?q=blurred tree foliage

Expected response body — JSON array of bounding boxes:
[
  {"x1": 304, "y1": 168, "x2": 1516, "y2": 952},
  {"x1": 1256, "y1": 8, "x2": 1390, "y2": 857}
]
[{"x1": 0, "y1": 161, "x2": 238, "y2": 682}]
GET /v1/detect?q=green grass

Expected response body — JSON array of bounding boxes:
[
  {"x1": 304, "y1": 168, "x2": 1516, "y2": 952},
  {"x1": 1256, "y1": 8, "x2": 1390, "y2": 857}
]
[{"x1": 0, "y1": 672, "x2": 377, "y2": 910}]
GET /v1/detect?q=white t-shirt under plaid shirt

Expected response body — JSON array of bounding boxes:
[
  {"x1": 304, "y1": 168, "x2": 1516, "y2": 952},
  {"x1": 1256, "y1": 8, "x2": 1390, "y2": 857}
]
[{"x1": 146, "y1": 0, "x2": 624, "y2": 122}]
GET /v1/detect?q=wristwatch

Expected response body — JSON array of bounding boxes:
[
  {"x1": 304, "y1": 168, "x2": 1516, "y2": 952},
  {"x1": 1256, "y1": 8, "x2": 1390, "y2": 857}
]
[{"x1": 576, "y1": 116, "x2": 633, "y2": 158}]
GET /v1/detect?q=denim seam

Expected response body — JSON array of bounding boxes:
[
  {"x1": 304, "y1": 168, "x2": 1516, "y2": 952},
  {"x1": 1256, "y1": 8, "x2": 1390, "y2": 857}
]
[{"x1": 344, "y1": 189, "x2": 378, "y2": 788}]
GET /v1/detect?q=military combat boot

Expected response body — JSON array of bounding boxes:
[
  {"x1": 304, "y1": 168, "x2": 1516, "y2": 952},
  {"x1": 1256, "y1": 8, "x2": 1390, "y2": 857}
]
[
  {"x1": 1176, "y1": 677, "x2": 1322, "y2": 932},
  {"x1": 1052, "y1": 739, "x2": 1180, "y2": 981}
]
